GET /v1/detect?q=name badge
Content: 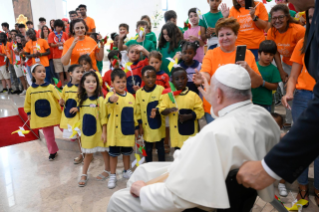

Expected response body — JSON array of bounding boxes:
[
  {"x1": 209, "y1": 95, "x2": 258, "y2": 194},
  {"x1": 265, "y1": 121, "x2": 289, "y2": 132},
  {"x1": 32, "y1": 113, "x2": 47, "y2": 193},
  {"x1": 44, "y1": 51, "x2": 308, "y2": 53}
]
[
  {"x1": 35, "y1": 57, "x2": 40, "y2": 63},
  {"x1": 58, "y1": 46, "x2": 63, "y2": 50}
]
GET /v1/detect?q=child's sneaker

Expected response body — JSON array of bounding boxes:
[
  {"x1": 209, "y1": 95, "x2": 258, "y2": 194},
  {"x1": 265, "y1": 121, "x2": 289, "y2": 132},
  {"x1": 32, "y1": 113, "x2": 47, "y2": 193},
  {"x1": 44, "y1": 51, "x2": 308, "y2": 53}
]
[
  {"x1": 49, "y1": 152, "x2": 58, "y2": 161},
  {"x1": 19, "y1": 90, "x2": 27, "y2": 96},
  {"x1": 122, "y1": 169, "x2": 133, "y2": 179},
  {"x1": 0, "y1": 88, "x2": 8, "y2": 93},
  {"x1": 8, "y1": 88, "x2": 13, "y2": 94},
  {"x1": 108, "y1": 174, "x2": 117, "y2": 189},
  {"x1": 278, "y1": 183, "x2": 288, "y2": 197}
]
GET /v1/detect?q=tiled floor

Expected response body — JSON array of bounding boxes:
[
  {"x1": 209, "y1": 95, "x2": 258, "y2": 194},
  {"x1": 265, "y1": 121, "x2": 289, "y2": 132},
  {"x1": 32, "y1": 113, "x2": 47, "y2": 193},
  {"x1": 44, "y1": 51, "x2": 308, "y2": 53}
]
[{"x1": 0, "y1": 91, "x2": 318, "y2": 211}]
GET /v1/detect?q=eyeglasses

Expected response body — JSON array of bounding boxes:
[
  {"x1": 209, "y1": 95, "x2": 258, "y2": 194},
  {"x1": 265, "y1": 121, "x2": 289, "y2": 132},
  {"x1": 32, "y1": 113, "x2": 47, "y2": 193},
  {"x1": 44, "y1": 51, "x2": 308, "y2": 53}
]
[{"x1": 271, "y1": 15, "x2": 286, "y2": 21}]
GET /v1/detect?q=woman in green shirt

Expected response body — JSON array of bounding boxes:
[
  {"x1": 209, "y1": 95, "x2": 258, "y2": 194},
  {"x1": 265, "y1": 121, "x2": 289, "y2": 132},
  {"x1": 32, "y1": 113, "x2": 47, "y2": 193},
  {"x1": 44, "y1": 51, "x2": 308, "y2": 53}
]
[
  {"x1": 141, "y1": 15, "x2": 157, "y2": 48},
  {"x1": 157, "y1": 22, "x2": 183, "y2": 75}
]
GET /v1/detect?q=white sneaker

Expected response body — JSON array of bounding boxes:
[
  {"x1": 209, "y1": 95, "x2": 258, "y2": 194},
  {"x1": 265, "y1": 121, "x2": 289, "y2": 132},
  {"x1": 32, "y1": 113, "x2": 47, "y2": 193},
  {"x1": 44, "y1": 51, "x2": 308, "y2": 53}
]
[
  {"x1": 278, "y1": 183, "x2": 288, "y2": 197},
  {"x1": 122, "y1": 169, "x2": 133, "y2": 179},
  {"x1": 108, "y1": 174, "x2": 117, "y2": 189},
  {"x1": 19, "y1": 90, "x2": 26, "y2": 96}
]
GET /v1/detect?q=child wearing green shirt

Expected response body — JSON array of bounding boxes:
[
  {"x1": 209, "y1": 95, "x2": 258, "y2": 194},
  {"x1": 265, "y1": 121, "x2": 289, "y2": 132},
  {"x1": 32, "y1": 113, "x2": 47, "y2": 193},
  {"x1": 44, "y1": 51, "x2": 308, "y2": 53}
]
[
  {"x1": 141, "y1": 15, "x2": 157, "y2": 48},
  {"x1": 252, "y1": 40, "x2": 281, "y2": 112}
]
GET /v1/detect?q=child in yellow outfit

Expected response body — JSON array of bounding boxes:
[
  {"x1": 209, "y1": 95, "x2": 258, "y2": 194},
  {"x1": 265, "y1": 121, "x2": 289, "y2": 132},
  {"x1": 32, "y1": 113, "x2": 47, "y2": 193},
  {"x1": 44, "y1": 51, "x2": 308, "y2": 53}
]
[
  {"x1": 136, "y1": 66, "x2": 166, "y2": 162},
  {"x1": 59, "y1": 64, "x2": 84, "y2": 164},
  {"x1": 158, "y1": 67, "x2": 204, "y2": 149},
  {"x1": 70, "y1": 71, "x2": 110, "y2": 187},
  {"x1": 24, "y1": 64, "x2": 62, "y2": 161},
  {"x1": 104, "y1": 68, "x2": 139, "y2": 189}
]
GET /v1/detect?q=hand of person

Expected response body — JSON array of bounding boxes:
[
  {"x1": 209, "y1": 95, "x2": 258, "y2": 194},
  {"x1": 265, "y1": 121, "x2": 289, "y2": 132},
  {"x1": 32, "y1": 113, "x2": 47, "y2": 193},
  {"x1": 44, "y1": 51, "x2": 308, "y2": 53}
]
[
  {"x1": 221, "y1": 3, "x2": 230, "y2": 18},
  {"x1": 236, "y1": 161, "x2": 276, "y2": 190},
  {"x1": 249, "y1": 7, "x2": 256, "y2": 19},
  {"x1": 101, "y1": 132, "x2": 107, "y2": 143},
  {"x1": 139, "y1": 125, "x2": 144, "y2": 136},
  {"x1": 236, "y1": 61, "x2": 249, "y2": 71},
  {"x1": 28, "y1": 115, "x2": 31, "y2": 121},
  {"x1": 188, "y1": 35, "x2": 199, "y2": 41},
  {"x1": 34, "y1": 52, "x2": 41, "y2": 57},
  {"x1": 130, "y1": 180, "x2": 147, "y2": 198},
  {"x1": 135, "y1": 45, "x2": 145, "y2": 52},
  {"x1": 206, "y1": 27, "x2": 215, "y2": 36},
  {"x1": 119, "y1": 33, "x2": 126, "y2": 39},
  {"x1": 70, "y1": 37, "x2": 79, "y2": 49},
  {"x1": 135, "y1": 129, "x2": 139, "y2": 139},
  {"x1": 173, "y1": 52, "x2": 182, "y2": 60},
  {"x1": 198, "y1": 74, "x2": 213, "y2": 105},
  {"x1": 133, "y1": 85, "x2": 140, "y2": 92},
  {"x1": 109, "y1": 93, "x2": 119, "y2": 103},
  {"x1": 169, "y1": 107, "x2": 178, "y2": 113},
  {"x1": 280, "y1": 72, "x2": 288, "y2": 83},
  {"x1": 193, "y1": 69, "x2": 204, "y2": 86},
  {"x1": 69, "y1": 107, "x2": 78, "y2": 114},
  {"x1": 59, "y1": 98, "x2": 65, "y2": 106},
  {"x1": 179, "y1": 113, "x2": 192, "y2": 123},
  {"x1": 150, "y1": 108, "x2": 157, "y2": 118},
  {"x1": 281, "y1": 93, "x2": 293, "y2": 110}
]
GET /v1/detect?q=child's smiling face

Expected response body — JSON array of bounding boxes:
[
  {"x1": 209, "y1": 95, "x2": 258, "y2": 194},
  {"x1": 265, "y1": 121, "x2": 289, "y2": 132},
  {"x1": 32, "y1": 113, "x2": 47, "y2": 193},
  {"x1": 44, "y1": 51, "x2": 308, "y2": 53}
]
[
  {"x1": 111, "y1": 76, "x2": 127, "y2": 94},
  {"x1": 83, "y1": 75, "x2": 97, "y2": 95},
  {"x1": 127, "y1": 46, "x2": 140, "y2": 62},
  {"x1": 142, "y1": 70, "x2": 156, "y2": 90},
  {"x1": 172, "y1": 70, "x2": 187, "y2": 91}
]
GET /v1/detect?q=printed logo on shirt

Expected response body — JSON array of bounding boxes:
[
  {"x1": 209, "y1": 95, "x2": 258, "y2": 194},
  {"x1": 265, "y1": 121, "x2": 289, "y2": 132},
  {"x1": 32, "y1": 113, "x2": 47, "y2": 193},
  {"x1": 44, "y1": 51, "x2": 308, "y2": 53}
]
[
  {"x1": 238, "y1": 14, "x2": 253, "y2": 32},
  {"x1": 128, "y1": 102, "x2": 132, "y2": 105},
  {"x1": 277, "y1": 43, "x2": 291, "y2": 58}
]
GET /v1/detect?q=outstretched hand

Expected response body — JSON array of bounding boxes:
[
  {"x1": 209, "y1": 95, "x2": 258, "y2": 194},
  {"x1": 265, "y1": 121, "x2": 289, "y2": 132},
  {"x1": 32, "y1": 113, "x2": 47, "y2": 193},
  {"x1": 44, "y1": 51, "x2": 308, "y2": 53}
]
[
  {"x1": 193, "y1": 69, "x2": 204, "y2": 86},
  {"x1": 109, "y1": 93, "x2": 119, "y2": 103},
  {"x1": 198, "y1": 75, "x2": 212, "y2": 105},
  {"x1": 221, "y1": 3, "x2": 230, "y2": 18}
]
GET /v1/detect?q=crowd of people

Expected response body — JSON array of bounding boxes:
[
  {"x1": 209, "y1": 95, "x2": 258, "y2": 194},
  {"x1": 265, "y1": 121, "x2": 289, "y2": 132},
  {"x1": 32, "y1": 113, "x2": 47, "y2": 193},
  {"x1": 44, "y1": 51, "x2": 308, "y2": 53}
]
[{"x1": 0, "y1": 0, "x2": 317, "y2": 208}]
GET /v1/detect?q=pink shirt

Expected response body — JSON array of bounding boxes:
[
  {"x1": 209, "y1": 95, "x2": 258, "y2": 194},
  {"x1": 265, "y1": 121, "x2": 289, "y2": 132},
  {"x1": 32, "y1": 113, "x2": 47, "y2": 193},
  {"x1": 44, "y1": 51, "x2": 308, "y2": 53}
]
[{"x1": 183, "y1": 26, "x2": 204, "y2": 63}]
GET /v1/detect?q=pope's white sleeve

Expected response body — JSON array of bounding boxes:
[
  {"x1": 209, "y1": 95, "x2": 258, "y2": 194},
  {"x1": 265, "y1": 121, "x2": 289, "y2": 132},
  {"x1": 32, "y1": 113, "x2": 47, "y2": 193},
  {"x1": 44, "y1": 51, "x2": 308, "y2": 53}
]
[
  {"x1": 140, "y1": 183, "x2": 198, "y2": 212},
  {"x1": 261, "y1": 159, "x2": 281, "y2": 180}
]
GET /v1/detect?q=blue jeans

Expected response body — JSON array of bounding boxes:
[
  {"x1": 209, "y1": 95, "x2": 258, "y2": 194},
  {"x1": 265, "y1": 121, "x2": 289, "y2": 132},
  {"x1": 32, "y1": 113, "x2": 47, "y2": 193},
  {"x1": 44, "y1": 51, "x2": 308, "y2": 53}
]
[
  {"x1": 49, "y1": 59, "x2": 58, "y2": 79},
  {"x1": 205, "y1": 112, "x2": 215, "y2": 124},
  {"x1": 144, "y1": 139, "x2": 165, "y2": 162},
  {"x1": 27, "y1": 66, "x2": 32, "y2": 79},
  {"x1": 292, "y1": 89, "x2": 319, "y2": 188},
  {"x1": 45, "y1": 66, "x2": 51, "y2": 84},
  {"x1": 249, "y1": 49, "x2": 259, "y2": 62},
  {"x1": 256, "y1": 104, "x2": 271, "y2": 112}
]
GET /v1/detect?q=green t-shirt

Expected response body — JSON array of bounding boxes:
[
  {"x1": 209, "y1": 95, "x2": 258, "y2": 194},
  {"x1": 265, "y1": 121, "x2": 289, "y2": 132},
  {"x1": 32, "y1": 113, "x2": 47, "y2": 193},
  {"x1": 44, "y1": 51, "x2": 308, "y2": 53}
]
[
  {"x1": 125, "y1": 39, "x2": 155, "y2": 53},
  {"x1": 158, "y1": 42, "x2": 182, "y2": 76},
  {"x1": 268, "y1": 10, "x2": 296, "y2": 22},
  {"x1": 178, "y1": 26, "x2": 185, "y2": 34},
  {"x1": 252, "y1": 62, "x2": 281, "y2": 105},
  {"x1": 199, "y1": 11, "x2": 224, "y2": 29},
  {"x1": 145, "y1": 31, "x2": 157, "y2": 49}
]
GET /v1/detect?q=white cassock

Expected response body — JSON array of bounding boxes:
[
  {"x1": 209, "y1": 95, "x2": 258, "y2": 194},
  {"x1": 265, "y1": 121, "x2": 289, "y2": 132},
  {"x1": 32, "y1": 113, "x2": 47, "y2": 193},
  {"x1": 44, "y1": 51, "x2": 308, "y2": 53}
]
[{"x1": 107, "y1": 100, "x2": 280, "y2": 212}]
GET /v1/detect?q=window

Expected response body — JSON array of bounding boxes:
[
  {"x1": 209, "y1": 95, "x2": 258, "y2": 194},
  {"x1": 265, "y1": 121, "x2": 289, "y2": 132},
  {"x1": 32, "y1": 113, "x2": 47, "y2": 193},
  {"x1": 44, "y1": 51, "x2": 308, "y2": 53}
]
[
  {"x1": 161, "y1": 0, "x2": 168, "y2": 11},
  {"x1": 62, "y1": 0, "x2": 67, "y2": 17}
]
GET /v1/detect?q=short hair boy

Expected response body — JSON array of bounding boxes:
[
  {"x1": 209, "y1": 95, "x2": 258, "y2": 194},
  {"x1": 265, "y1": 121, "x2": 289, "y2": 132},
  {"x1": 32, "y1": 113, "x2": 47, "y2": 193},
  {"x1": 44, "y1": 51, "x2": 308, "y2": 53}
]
[
  {"x1": 105, "y1": 68, "x2": 138, "y2": 189},
  {"x1": 69, "y1": 11, "x2": 78, "y2": 21},
  {"x1": 26, "y1": 21, "x2": 34, "y2": 29},
  {"x1": 1, "y1": 22, "x2": 9, "y2": 32},
  {"x1": 251, "y1": 40, "x2": 281, "y2": 112},
  {"x1": 103, "y1": 50, "x2": 122, "y2": 91},
  {"x1": 164, "y1": 10, "x2": 184, "y2": 33},
  {"x1": 39, "y1": 17, "x2": 46, "y2": 26}
]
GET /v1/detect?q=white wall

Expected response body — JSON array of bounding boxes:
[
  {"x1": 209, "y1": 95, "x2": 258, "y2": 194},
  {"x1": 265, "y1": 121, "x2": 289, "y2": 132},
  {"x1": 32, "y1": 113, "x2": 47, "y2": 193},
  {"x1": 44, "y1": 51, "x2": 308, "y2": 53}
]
[{"x1": 0, "y1": 1, "x2": 16, "y2": 30}]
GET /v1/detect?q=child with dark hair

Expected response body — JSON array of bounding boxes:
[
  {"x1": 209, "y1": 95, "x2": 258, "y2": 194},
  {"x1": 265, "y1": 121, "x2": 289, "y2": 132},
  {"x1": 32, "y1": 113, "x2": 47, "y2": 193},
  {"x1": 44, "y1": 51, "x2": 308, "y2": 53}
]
[
  {"x1": 18, "y1": 24, "x2": 26, "y2": 36},
  {"x1": 90, "y1": 32, "x2": 103, "y2": 73},
  {"x1": 252, "y1": 40, "x2": 281, "y2": 112},
  {"x1": 119, "y1": 20, "x2": 155, "y2": 55},
  {"x1": 141, "y1": 15, "x2": 157, "y2": 47},
  {"x1": 111, "y1": 32, "x2": 129, "y2": 67},
  {"x1": 184, "y1": 8, "x2": 205, "y2": 62},
  {"x1": 78, "y1": 54, "x2": 103, "y2": 87},
  {"x1": 78, "y1": 4, "x2": 96, "y2": 35},
  {"x1": 69, "y1": 71, "x2": 110, "y2": 187},
  {"x1": 104, "y1": 68, "x2": 138, "y2": 189},
  {"x1": 136, "y1": 65, "x2": 166, "y2": 162},
  {"x1": 179, "y1": 40, "x2": 201, "y2": 94},
  {"x1": 119, "y1": 23, "x2": 129, "y2": 42},
  {"x1": 158, "y1": 67, "x2": 204, "y2": 149},
  {"x1": 1, "y1": 22, "x2": 9, "y2": 36},
  {"x1": 164, "y1": 10, "x2": 184, "y2": 33},
  {"x1": 148, "y1": 51, "x2": 170, "y2": 89},
  {"x1": 59, "y1": 64, "x2": 84, "y2": 164},
  {"x1": 158, "y1": 22, "x2": 183, "y2": 76},
  {"x1": 102, "y1": 50, "x2": 123, "y2": 92}
]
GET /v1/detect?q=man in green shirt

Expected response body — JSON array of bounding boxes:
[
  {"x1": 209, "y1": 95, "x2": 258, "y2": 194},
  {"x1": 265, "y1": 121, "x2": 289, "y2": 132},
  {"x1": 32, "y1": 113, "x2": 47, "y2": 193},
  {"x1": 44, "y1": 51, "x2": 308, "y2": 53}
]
[
  {"x1": 252, "y1": 40, "x2": 282, "y2": 112},
  {"x1": 199, "y1": 0, "x2": 224, "y2": 49},
  {"x1": 118, "y1": 20, "x2": 155, "y2": 53}
]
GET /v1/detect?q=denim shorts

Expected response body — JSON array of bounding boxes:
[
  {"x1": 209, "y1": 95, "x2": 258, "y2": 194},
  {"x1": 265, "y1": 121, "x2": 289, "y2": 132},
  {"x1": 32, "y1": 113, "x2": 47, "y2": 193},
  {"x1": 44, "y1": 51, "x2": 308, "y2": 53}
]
[{"x1": 109, "y1": 146, "x2": 133, "y2": 157}]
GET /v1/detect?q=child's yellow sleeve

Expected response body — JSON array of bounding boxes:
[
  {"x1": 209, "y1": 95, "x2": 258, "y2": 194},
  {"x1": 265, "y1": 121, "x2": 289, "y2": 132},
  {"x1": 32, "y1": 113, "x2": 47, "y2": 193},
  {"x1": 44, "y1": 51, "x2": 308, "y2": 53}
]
[
  {"x1": 158, "y1": 94, "x2": 169, "y2": 114},
  {"x1": 135, "y1": 90, "x2": 142, "y2": 123},
  {"x1": 193, "y1": 94, "x2": 205, "y2": 120},
  {"x1": 133, "y1": 97, "x2": 139, "y2": 128},
  {"x1": 51, "y1": 85, "x2": 62, "y2": 101},
  {"x1": 96, "y1": 71, "x2": 103, "y2": 86},
  {"x1": 99, "y1": 97, "x2": 107, "y2": 126},
  {"x1": 104, "y1": 92, "x2": 116, "y2": 109},
  {"x1": 61, "y1": 86, "x2": 66, "y2": 102},
  {"x1": 24, "y1": 88, "x2": 31, "y2": 115}
]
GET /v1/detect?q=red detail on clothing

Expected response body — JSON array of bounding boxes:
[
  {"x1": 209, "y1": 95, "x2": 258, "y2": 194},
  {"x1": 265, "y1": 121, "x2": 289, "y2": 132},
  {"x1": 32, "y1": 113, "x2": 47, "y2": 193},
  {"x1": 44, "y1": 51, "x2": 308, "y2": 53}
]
[{"x1": 156, "y1": 72, "x2": 170, "y2": 89}]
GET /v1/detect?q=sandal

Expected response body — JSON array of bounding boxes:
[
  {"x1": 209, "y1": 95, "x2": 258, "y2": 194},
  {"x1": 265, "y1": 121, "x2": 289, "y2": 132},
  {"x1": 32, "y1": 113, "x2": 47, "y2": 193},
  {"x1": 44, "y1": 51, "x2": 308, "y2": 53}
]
[
  {"x1": 96, "y1": 170, "x2": 111, "y2": 181},
  {"x1": 314, "y1": 190, "x2": 319, "y2": 207},
  {"x1": 74, "y1": 156, "x2": 83, "y2": 164},
  {"x1": 78, "y1": 174, "x2": 88, "y2": 187},
  {"x1": 298, "y1": 188, "x2": 309, "y2": 208}
]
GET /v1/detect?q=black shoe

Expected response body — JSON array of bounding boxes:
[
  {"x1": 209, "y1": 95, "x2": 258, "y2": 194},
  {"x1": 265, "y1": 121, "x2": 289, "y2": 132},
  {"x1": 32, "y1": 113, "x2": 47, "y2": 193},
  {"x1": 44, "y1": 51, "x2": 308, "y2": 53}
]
[
  {"x1": 8, "y1": 88, "x2": 13, "y2": 94},
  {"x1": 49, "y1": 152, "x2": 58, "y2": 161},
  {"x1": 0, "y1": 88, "x2": 8, "y2": 93}
]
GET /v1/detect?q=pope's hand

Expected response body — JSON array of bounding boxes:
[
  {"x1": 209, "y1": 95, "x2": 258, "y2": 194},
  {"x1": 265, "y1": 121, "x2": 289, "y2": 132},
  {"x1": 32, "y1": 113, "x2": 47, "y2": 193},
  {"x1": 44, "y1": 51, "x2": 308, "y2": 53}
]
[
  {"x1": 130, "y1": 181, "x2": 147, "y2": 198},
  {"x1": 236, "y1": 161, "x2": 276, "y2": 190},
  {"x1": 193, "y1": 69, "x2": 204, "y2": 86},
  {"x1": 110, "y1": 93, "x2": 119, "y2": 103}
]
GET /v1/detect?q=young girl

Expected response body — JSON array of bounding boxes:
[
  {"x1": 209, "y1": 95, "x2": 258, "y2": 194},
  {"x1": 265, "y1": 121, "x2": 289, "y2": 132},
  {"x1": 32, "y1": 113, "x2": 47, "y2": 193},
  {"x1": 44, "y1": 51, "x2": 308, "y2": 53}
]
[
  {"x1": 179, "y1": 40, "x2": 201, "y2": 94},
  {"x1": 125, "y1": 44, "x2": 149, "y2": 94},
  {"x1": 24, "y1": 64, "x2": 62, "y2": 160},
  {"x1": 70, "y1": 71, "x2": 110, "y2": 187},
  {"x1": 111, "y1": 32, "x2": 129, "y2": 67},
  {"x1": 149, "y1": 51, "x2": 170, "y2": 89},
  {"x1": 158, "y1": 22, "x2": 183, "y2": 76},
  {"x1": 78, "y1": 54, "x2": 103, "y2": 87},
  {"x1": 184, "y1": 8, "x2": 205, "y2": 63}
]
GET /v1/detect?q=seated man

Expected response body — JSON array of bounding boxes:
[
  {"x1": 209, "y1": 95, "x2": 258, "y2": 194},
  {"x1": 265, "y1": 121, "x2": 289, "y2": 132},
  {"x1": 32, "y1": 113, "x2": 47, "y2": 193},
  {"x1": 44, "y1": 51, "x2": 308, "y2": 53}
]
[{"x1": 107, "y1": 64, "x2": 280, "y2": 212}]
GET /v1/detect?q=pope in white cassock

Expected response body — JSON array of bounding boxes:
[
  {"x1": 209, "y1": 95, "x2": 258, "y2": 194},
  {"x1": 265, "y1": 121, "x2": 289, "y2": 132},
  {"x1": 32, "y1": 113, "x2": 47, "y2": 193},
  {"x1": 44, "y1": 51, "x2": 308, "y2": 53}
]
[{"x1": 107, "y1": 64, "x2": 280, "y2": 212}]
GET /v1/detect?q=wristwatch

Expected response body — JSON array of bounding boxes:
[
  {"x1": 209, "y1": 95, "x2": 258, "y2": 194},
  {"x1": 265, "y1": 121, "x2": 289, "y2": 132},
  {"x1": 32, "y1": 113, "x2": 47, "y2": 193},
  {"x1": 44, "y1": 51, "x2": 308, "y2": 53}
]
[
  {"x1": 253, "y1": 16, "x2": 259, "y2": 21},
  {"x1": 262, "y1": 80, "x2": 266, "y2": 87}
]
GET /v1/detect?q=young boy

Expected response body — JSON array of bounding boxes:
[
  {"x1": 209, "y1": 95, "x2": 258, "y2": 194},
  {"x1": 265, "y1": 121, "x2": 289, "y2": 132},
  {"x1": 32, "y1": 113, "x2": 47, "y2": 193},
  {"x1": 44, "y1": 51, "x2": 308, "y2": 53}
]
[
  {"x1": 18, "y1": 24, "x2": 26, "y2": 37},
  {"x1": 0, "y1": 32, "x2": 12, "y2": 93},
  {"x1": 119, "y1": 23, "x2": 129, "y2": 43},
  {"x1": 37, "y1": 17, "x2": 50, "y2": 38},
  {"x1": 136, "y1": 66, "x2": 166, "y2": 162},
  {"x1": 59, "y1": 64, "x2": 84, "y2": 163},
  {"x1": 26, "y1": 21, "x2": 35, "y2": 30},
  {"x1": 104, "y1": 68, "x2": 138, "y2": 189},
  {"x1": 158, "y1": 67, "x2": 204, "y2": 149},
  {"x1": 119, "y1": 21, "x2": 155, "y2": 54},
  {"x1": 1, "y1": 22, "x2": 10, "y2": 36},
  {"x1": 102, "y1": 50, "x2": 122, "y2": 92},
  {"x1": 199, "y1": 0, "x2": 223, "y2": 50},
  {"x1": 48, "y1": 19, "x2": 69, "y2": 85},
  {"x1": 164, "y1": 10, "x2": 185, "y2": 34},
  {"x1": 252, "y1": 40, "x2": 281, "y2": 112}
]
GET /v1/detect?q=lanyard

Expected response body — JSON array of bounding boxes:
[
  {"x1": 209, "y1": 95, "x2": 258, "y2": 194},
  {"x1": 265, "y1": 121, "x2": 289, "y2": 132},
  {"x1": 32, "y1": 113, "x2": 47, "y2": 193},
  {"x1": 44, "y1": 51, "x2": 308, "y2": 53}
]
[{"x1": 54, "y1": 30, "x2": 63, "y2": 42}]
